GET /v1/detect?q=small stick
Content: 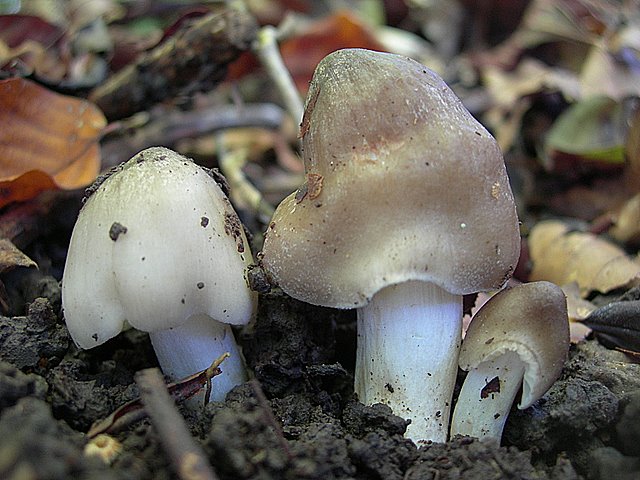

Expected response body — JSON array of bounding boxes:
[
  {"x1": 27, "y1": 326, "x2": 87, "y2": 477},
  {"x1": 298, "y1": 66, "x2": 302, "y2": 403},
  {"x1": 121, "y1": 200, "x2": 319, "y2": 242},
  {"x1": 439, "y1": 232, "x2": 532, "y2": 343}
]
[
  {"x1": 88, "y1": 354, "x2": 228, "y2": 439},
  {"x1": 136, "y1": 368, "x2": 219, "y2": 480},
  {"x1": 217, "y1": 133, "x2": 275, "y2": 221},
  {"x1": 253, "y1": 25, "x2": 304, "y2": 126},
  {"x1": 100, "y1": 103, "x2": 285, "y2": 169},
  {"x1": 249, "y1": 379, "x2": 292, "y2": 461},
  {"x1": 90, "y1": 5, "x2": 257, "y2": 120}
]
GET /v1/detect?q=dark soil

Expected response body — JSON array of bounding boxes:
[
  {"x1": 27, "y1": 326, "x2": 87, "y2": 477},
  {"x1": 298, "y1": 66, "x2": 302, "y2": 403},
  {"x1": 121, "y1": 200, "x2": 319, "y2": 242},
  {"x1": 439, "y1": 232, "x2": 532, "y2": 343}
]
[{"x1": 1, "y1": 209, "x2": 639, "y2": 479}]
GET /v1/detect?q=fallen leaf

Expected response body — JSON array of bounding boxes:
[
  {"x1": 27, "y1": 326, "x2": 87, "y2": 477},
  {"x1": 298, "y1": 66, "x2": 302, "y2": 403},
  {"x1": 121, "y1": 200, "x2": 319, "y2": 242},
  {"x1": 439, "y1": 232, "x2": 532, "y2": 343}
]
[
  {"x1": 484, "y1": 58, "x2": 580, "y2": 111},
  {"x1": 0, "y1": 14, "x2": 67, "y2": 80},
  {"x1": 581, "y1": 22, "x2": 640, "y2": 100},
  {"x1": 544, "y1": 96, "x2": 628, "y2": 170},
  {"x1": 561, "y1": 282, "x2": 595, "y2": 342},
  {"x1": 517, "y1": 0, "x2": 603, "y2": 47},
  {"x1": 609, "y1": 193, "x2": 640, "y2": 245},
  {"x1": 0, "y1": 238, "x2": 36, "y2": 272},
  {"x1": 529, "y1": 220, "x2": 640, "y2": 296},
  {"x1": 482, "y1": 59, "x2": 580, "y2": 151},
  {"x1": 0, "y1": 14, "x2": 63, "y2": 49},
  {"x1": 280, "y1": 11, "x2": 385, "y2": 93},
  {"x1": 0, "y1": 77, "x2": 106, "y2": 208},
  {"x1": 562, "y1": 282, "x2": 597, "y2": 320},
  {"x1": 583, "y1": 300, "x2": 640, "y2": 353}
]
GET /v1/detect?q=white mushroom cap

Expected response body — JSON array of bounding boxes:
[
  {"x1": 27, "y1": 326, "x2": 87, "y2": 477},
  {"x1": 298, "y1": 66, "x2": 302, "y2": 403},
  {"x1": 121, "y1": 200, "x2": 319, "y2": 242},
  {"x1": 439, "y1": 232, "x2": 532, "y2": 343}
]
[
  {"x1": 261, "y1": 48, "x2": 520, "y2": 308},
  {"x1": 459, "y1": 281, "x2": 569, "y2": 409},
  {"x1": 62, "y1": 147, "x2": 256, "y2": 349}
]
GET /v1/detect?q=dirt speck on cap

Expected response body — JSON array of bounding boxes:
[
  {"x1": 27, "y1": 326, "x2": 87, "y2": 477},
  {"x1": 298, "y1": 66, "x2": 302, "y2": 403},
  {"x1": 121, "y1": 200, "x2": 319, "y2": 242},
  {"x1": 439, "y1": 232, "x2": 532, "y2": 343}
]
[
  {"x1": 224, "y1": 212, "x2": 245, "y2": 253},
  {"x1": 109, "y1": 222, "x2": 128, "y2": 241}
]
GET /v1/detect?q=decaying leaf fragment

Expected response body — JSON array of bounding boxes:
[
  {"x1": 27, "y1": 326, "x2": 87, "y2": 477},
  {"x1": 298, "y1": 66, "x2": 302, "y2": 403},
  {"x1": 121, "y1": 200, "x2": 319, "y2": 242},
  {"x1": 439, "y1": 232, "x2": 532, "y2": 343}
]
[
  {"x1": 529, "y1": 220, "x2": 640, "y2": 296},
  {"x1": 0, "y1": 238, "x2": 37, "y2": 272},
  {"x1": 0, "y1": 78, "x2": 106, "y2": 208},
  {"x1": 609, "y1": 193, "x2": 640, "y2": 245},
  {"x1": 583, "y1": 300, "x2": 640, "y2": 353},
  {"x1": 544, "y1": 96, "x2": 628, "y2": 167}
]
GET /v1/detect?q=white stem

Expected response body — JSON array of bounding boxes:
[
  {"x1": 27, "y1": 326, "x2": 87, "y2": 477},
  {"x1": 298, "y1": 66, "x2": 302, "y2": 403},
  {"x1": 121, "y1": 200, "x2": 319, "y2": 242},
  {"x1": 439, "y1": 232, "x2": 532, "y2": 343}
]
[
  {"x1": 355, "y1": 280, "x2": 462, "y2": 444},
  {"x1": 450, "y1": 350, "x2": 525, "y2": 440},
  {"x1": 149, "y1": 314, "x2": 248, "y2": 403}
]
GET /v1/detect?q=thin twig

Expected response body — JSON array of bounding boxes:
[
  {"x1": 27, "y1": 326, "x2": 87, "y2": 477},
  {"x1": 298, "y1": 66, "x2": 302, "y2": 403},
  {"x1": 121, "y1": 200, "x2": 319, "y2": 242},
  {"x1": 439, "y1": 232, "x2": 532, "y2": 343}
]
[
  {"x1": 136, "y1": 368, "x2": 219, "y2": 480},
  {"x1": 90, "y1": 4, "x2": 257, "y2": 120},
  {"x1": 100, "y1": 103, "x2": 285, "y2": 170},
  {"x1": 88, "y1": 353, "x2": 228, "y2": 439},
  {"x1": 217, "y1": 133, "x2": 275, "y2": 221},
  {"x1": 249, "y1": 379, "x2": 292, "y2": 461},
  {"x1": 253, "y1": 25, "x2": 304, "y2": 126}
]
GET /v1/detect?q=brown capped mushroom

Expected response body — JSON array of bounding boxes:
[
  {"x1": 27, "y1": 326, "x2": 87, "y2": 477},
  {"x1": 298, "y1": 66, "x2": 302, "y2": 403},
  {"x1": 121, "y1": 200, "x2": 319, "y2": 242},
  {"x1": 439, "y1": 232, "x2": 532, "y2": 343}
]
[
  {"x1": 261, "y1": 48, "x2": 520, "y2": 443},
  {"x1": 450, "y1": 281, "x2": 569, "y2": 440}
]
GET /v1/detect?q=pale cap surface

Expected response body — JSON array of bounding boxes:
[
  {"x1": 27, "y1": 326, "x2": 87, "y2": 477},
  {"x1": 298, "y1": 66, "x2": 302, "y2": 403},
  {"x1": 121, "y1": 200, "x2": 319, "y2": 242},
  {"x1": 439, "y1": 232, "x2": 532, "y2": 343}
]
[
  {"x1": 459, "y1": 281, "x2": 569, "y2": 408},
  {"x1": 262, "y1": 48, "x2": 520, "y2": 308},
  {"x1": 62, "y1": 147, "x2": 256, "y2": 348}
]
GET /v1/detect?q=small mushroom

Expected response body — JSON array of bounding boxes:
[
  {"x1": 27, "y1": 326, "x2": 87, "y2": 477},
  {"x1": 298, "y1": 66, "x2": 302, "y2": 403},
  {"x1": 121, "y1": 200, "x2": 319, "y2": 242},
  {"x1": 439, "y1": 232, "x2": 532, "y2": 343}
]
[
  {"x1": 450, "y1": 281, "x2": 569, "y2": 440},
  {"x1": 261, "y1": 49, "x2": 520, "y2": 442},
  {"x1": 62, "y1": 147, "x2": 257, "y2": 402}
]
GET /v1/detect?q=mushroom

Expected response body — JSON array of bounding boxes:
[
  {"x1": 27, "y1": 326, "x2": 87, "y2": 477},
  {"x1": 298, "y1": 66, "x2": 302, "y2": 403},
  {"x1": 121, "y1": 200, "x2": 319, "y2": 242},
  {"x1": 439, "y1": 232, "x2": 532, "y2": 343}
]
[
  {"x1": 260, "y1": 48, "x2": 520, "y2": 442},
  {"x1": 62, "y1": 147, "x2": 257, "y2": 402},
  {"x1": 450, "y1": 281, "x2": 569, "y2": 440}
]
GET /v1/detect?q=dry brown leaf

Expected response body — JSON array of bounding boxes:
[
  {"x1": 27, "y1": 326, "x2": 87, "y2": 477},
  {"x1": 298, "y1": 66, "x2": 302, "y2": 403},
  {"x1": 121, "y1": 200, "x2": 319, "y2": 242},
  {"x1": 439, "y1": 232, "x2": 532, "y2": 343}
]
[
  {"x1": 0, "y1": 78, "x2": 105, "y2": 208},
  {"x1": 482, "y1": 58, "x2": 580, "y2": 151},
  {"x1": 529, "y1": 220, "x2": 640, "y2": 296},
  {"x1": 562, "y1": 282, "x2": 596, "y2": 321},
  {"x1": 581, "y1": 43, "x2": 640, "y2": 100},
  {"x1": 609, "y1": 193, "x2": 640, "y2": 245},
  {"x1": 483, "y1": 58, "x2": 580, "y2": 110},
  {"x1": 560, "y1": 282, "x2": 595, "y2": 342},
  {"x1": 280, "y1": 11, "x2": 385, "y2": 93},
  {"x1": 0, "y1": 238, "x2": 37, "y2": 272},
  {"x1": 580, "y1": 20, "x2": 640, "y2": 100}
]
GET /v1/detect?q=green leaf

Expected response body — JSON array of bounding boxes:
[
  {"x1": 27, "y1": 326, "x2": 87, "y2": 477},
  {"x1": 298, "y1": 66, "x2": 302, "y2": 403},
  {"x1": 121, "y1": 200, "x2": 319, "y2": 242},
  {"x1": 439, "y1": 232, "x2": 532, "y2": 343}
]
[{"x1": 545, "y1": 96, "x2": 626, "y2": 164}]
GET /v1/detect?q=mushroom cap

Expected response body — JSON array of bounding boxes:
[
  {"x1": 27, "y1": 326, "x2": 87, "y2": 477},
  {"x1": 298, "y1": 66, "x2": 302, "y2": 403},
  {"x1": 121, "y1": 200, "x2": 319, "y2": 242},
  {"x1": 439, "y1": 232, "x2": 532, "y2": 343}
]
[
  {"x1": 62, "y1": 147, "x2": 256, "y2": 349},
  {"x1": 261, "y1": 48, "x2": 520, "y2": 308},
  {"x1": 459, "y1": 281, "x2": 569, "y2": 409}
]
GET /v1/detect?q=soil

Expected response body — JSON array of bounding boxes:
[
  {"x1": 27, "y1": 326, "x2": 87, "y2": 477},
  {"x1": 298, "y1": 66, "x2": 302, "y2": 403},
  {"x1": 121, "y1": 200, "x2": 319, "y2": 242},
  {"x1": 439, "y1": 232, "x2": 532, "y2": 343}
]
[{"x1": 1, "y1": 196, "x2": 639, "y2": 480}]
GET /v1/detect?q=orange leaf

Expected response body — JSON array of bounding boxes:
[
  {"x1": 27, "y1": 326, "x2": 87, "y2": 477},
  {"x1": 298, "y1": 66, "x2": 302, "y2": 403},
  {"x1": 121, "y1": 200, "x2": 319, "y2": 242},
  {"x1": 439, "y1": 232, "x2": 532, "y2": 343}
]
[
  {"x1": 0, "y1": 78, "x2": 105, "y2": 208},
  {"x1": 280, "y1": 11, "x2": 385, "y2": 93},
  {"x1": 0, "y1": 170, "x2": 56, "y2": 207}
]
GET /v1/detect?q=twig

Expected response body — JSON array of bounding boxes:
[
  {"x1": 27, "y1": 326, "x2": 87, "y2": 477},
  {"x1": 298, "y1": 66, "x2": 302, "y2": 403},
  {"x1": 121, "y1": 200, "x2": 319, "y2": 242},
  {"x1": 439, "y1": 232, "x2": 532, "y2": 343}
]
[
  {"x1": 100, "y1": 103, "x2": 285, "y2": 169},
  {"x1": 249, "y1": 379, "x2": 292, "y2": 461},
  {"x1": 136, "y1": 368, "x2": 219, "y2": 480},
  {"x1": 89, "y1": 4, "x2": 258, "y2": 120},
  {"x1": 217, "y1": 133, "x2": 275, "y2": 221},
  {"x1": 253, "y1": 25, "x2": 304, "y2": 126},
  {"x1": 88, "y1": 353, "x2": 228, "y2": 438}
]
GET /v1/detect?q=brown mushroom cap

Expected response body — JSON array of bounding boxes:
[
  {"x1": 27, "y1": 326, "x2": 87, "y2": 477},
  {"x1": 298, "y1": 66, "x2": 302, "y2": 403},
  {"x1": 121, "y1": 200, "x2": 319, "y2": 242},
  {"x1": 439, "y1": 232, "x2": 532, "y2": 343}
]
[
  {"x1": 459, "y1": 281, "x2": 570, "y2": 409},
  {"x1": 261, "y1": 48, "x2": 520, "y2": 308}
]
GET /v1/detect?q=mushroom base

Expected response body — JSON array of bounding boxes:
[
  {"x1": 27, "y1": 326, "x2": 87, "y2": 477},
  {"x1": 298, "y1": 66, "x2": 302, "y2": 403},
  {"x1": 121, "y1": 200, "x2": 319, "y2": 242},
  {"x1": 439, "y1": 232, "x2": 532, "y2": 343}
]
[
  {"x1": 355, "y1": 280, "x2": 463, "y2": 444},
  {"x1": 450, "y1": 350, "x2": 525, "y2": 440},
  {"x1": 149, "y1": 314, "x2": 248, "y2": 403}
]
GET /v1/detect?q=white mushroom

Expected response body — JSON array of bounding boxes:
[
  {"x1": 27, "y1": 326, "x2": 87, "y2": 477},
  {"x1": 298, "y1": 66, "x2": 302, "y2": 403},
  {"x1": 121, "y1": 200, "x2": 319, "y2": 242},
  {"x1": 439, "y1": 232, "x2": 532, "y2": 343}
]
[
  {"x1": 261, "y1": 49, "x2": 521, "y2": 443},
  {"x1": 62, "y1": 147, "x2": 257, "y2": 402},
  {"x1": 450, "y1": 281, "x2": 569, "y2": 440}
]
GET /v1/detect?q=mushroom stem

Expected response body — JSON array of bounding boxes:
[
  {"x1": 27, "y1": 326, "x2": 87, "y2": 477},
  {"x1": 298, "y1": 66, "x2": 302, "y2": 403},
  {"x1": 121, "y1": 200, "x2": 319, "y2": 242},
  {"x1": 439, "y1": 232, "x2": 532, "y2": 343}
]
[
  {"x1": 450, "y1": 350, "x2": 525, "y2": 439},
  {"x1": 149, "y1": 314, "x2": 247, "y2": 402},
  {"x1": 355, "y1": 280, "x2": 462, "y2": 443}
]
